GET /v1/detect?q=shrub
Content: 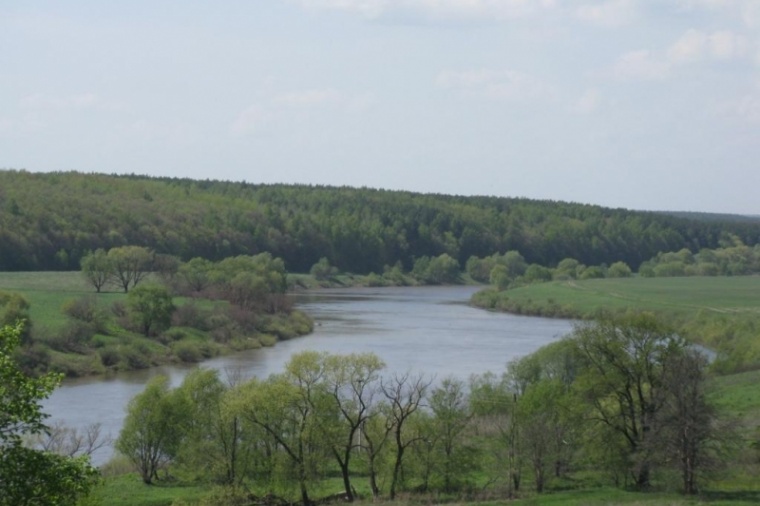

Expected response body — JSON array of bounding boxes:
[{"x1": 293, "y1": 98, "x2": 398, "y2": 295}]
[
  {"x1": 62, "y1": 296, "x2": 108, "y2": 332},
  {"x1": 172, "y1": 302, "x2": 210, "y2": 330},
  {"x1": 173, "y1": 341, "x2": 202, "y2": 363},
  {"x1": 99, "y1": 346, "x2": 122, "y2": 367},
  {"x1": 122, "y1": 344, "x2": 151, "y2": 369}
]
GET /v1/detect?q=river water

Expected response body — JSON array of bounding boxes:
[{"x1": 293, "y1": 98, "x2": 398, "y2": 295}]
[{"x1": 43, "y1": 286, "x2": 573, "y2": 465}]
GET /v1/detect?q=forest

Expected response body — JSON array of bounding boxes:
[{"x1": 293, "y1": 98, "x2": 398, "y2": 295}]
[{"x1": 2, "y1": 170, "x2": 760, "y2": 274}]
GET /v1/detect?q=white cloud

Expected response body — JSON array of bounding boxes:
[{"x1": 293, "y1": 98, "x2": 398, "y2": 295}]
[
  {"x1": 571, "y1": 88, "x2": 601, "y2": 114},
  {"x1": 667, "y1": 29, "x2": 706, "y2": 64},
  {"x1": 707, "y1": 30, "x2": 749, "y2": 59},
  {"x1": 273, "y1": 89, "x2": 343, "y2": 107},
  {"x1": 666, "y1": 29, "x2": 751, "y2": 65},
  {"x1": 676, "y1": 0, "x2": 760, "y2": 28},
  {"x1": 720, "y1": 92, "x2": 760, "y2": 122},
  {"x1": 575, "y1": 0, "x2": 636, "y2": 27},
  {"x1": 290, "y1": 0, "x2": 557, "y2": 20},
  {"x1": 231, "y1": 88, "x2": 373, "y2": 136},
  {"x1": 612, "y1": 50, "x2": 670, "y2": 80},
  {"x1": 19, "y1": 93, "x2": 125, "y2": 112},
  {"x1": 436, "y1": 69, "x2": 557, "y2": 101},
  {"x1": 0, "y1": 117, "x2": 13, "y2": 133},
  {"x1": 230, "y1": 105, "x2": 273, "y2": 136}
]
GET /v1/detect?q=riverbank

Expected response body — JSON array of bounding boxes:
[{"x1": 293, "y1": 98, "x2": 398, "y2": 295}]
[
  {"x1": 470, "y1": 276, "x2": 760, "y2": 373},
  {"x1": 0, "y1": 271, "x2": 313, "y2": 378}
]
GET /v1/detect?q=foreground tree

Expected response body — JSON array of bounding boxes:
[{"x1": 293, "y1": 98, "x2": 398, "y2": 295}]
[
  {"x1": 655, "y1": 349, "x2": 729, "y2": 494},
  {"x1": 323, "y1": 353, "x2": 385, "y2": 501},
  {"x1": 0, "y1": 324, "x2": 98, "y2": 505},
  {"x1": 238, "y1": 352, "x2": 332, "y2": 506},
  {"x1": 116, "y1": 375, "x2": 186, "y2": 484},
  {"x1": 571, "y1": 313, "x2": 687, "y2": 489},
  {"x1": 382, "y1": 373, "x2": 431, "y2": 499}
]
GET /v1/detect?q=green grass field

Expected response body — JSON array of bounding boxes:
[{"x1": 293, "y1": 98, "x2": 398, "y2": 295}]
[
  {"x1": 472, "y1": 276, "x2": 760, "y2": 372},
  {"x1": 0, "y1": 270, "x2": 127, "y2": 327},
  {"x1": 488, "y1": 276, "x2": 760, "y2": 317}
]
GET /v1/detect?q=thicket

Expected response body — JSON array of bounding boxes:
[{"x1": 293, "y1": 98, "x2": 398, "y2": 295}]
[
  {"x1": 2, "y1": 170, "x2": 759, "y2": 274},
  {"x1": 112, "y1": 314, "x2": 739, "y2": 505},
  {"x1": 5, "y1": 251, "x2": 312, "y2": 377}
]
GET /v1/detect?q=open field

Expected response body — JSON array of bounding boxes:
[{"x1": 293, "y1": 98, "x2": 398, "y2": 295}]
[
  {"x1": 472, "y1": 276, "x2": 760, "y2": 372},
  {"x1": 0, "y1": 270, "x2": 127, "y2": 328},
  {"x1": 473, "y1": 276, "x2": 760, "y2": 318}
]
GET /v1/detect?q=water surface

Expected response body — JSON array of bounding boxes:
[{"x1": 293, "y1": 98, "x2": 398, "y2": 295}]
[{"x1": 44, "y1": 286, "x2": 573, "y2": 464}]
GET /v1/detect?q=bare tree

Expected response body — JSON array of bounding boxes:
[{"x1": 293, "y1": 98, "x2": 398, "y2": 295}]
[
  {"x1": 323, "y1": 353, "x2": 385, "y2": 501},
  {"x1": 381, "y1": 372, "x2": 432, "y2": 499},
  {"x1": 31, "y1": 421, "x2": 111, "y2": 458}
]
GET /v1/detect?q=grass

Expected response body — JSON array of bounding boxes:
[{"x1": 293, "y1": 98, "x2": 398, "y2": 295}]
[
  {"x1": 481, "y1": 276, "x2": 760, "y2": 318},
  {"x1": 0, "y1": 271, "x2": 127, "y2": 327},
  {"x1": 89, "y1": 474, "x2": 207, "y2": 506},
  {"x1": 472, "y1": 276, "x2": 760, "y2": 372}
]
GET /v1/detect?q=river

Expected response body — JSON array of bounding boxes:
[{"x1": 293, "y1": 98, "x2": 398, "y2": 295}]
[{"x1": 43, "y1": 286, "x2": 574, "y2": 465}]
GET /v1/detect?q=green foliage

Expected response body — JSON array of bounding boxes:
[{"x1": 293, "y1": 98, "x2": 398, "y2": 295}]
[
  {"x1": 310, "y1": 257, "x2": 339, "y2": 281},
  {"x1": 5, "y1": 170, "x2": 759, "y2": 274},
  {"x1": 116, "y1": 375, "x2": 187, "y2": 484},
  {"x1": 0, "y1": 290, "x2": 32, "y2": 342},
  {"x1": 412, "y1": 253, "x2": 460, "y2": 284},
  {"x1": 108, "y1": 246, "x2": 155, "y2": 293},
  {"x1": 80, "y1": 248, "x2": 113, "y2": 293},
  {"x1": 0, "y1": 323, "x2": 98, "y2": 505},
  {"x1": 127, "y1": 284, "x2": 175, "y2": 337}
]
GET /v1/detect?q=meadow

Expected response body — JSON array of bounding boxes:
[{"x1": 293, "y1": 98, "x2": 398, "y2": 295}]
[{"x1": 472, "y1": 276, "x2": 760, "y2": 373}]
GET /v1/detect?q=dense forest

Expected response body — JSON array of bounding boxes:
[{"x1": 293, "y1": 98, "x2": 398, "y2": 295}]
[{"x1": 2, "y1": 170, "x2": 760, "y2": 273}]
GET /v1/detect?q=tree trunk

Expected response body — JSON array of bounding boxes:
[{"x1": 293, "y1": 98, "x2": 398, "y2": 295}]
[
  {"x1": 389, "y1": 448, "x2": 404, "y2": 500},
  {"x1": 340, "y1": 461, "x2": 354, "y2": 501}
]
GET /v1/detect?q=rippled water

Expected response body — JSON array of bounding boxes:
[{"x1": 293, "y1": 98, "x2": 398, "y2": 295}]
[{"x1": 43, "y1": 286, "x2": 573, "y2": 465}]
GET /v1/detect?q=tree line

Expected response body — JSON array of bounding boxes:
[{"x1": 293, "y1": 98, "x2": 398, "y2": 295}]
[
  {"x1": 115, "y1": 313, "x2": 729, "y2": 505},
  {"x1": 2, "y1": 170, "x2": 760, "y2": 274},
  {"x1": 464, "y1": 238, "x2": 760, "y2": 292}
]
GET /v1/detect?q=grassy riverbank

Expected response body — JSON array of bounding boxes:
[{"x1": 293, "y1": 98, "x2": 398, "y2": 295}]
[
  {"x1": 472, "y1": 276, "x2": 760, "y2": 373},
  {"x1": 0, "y1": 271, "x2": 313, "y2": 377}
]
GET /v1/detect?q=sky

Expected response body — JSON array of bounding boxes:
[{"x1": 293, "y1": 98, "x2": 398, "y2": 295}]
[{"x1": 1, "y1": 1, "x2": 759, "y2": 214}]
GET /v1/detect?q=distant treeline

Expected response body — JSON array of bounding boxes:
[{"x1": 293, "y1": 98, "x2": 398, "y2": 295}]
[{"x1": 2, "y1": 170, "x2": 760, "y2": 273}]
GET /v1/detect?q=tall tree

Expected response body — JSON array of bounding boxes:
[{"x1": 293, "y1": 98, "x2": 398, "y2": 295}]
[
  {"x1": 80, "y1": 248, "x2": 113, "y2": 293},
  {"x1": 382, "y1": 372, "x2": 431, "y2": 499},
  {"x1": 571, "y1": 313, "x2": 687, "y2": 489},
  {"x1": 323, "y1": 353, "x2": 385, "y2": 501},
  {"x1": 116, "y1": 375, "x2": 186, "y2": 484},
  {"x1": 108, "y1": 246, "x2": 153, "y2": 293}
]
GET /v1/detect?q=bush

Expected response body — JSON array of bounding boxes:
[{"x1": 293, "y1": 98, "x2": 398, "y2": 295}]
[
  {"x1": 99, "y1": 346, "x2": 122, "y2": 368},
  {"x1": 39, "y1": 321, "x2": 96, "y2": 353},
  {"x1": 13, "y1": 343, "x2": 52, "y2": 376},
  {"x1": 122, "y1": 344, "x2": 151, "y2": 369},
  {"x1": 62, "y1": 296, "x2": 108, "y2": 332},
  {"x1": 172, "y1": 302, "x2": 210, "y2": 330},
  {"x1": 173, "y1": 341, "x2": 202, "y2": 363}
]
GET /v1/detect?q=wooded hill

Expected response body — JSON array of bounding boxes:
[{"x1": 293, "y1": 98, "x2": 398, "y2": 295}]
[{"x1": 1, "y1": 169, "x2": 759, "y2": 273}]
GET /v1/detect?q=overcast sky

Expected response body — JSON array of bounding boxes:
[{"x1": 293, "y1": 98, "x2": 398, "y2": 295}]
[{"x1": 2, "y1": 1, "x2": 759, "y2": 214}]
